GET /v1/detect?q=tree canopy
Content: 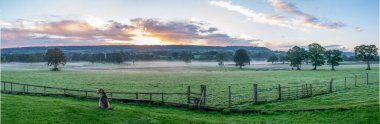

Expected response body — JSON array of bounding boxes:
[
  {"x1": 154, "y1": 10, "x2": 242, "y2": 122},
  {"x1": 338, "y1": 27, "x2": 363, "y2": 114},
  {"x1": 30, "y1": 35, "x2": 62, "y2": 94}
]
[
  {"x1": 325, "y1": 49, "x2": 343, "y2": 70},
  {"x1": 354, "y1": 45, "x2": 378, "y2": 70},
  {"x1": 308, "y1": 43, "x2": 325, "y2": 70},
  {"x1": 287, "y1": 46, "x2": 307, "y2": 70},
  {"x1": 267, "y1": 55, "x2": 279, "y2": 64},
  {"x1": 233, "y1": 49, "x2": 250, "y2": 69},
  {"x1": 45, "y1": 48, "x2": 66, "y2": 71}
]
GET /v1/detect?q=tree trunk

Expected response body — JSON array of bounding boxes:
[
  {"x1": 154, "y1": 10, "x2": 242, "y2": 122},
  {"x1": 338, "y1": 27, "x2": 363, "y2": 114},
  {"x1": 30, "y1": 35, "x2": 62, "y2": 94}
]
[
  {"x1": 331, "y1": 65, "x2": 335, "y2": 70},
  {"x1": 296, "y1": 65, "x2": 301, "y2": 70},
  {"x1": 239, "y1": 65, "x2": 242, "y2": 69},
  {"x1": 366, "y1": 60, "x2": 371, "y2": 70},
  {"x1": 313, "y1": 65, "x2": 316, "y2": 70}
]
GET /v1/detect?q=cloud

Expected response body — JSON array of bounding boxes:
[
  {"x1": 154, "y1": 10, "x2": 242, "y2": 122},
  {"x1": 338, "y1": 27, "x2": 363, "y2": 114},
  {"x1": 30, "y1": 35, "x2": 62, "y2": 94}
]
[
  {"x1": 210, "y1": 0, "x2": 346, "y2": 31},
  {"x1": 1, "y1": 17, "x2": 261, "y2": 47},
  {"x1": 355, "y1": 27, "x2": 364, "y2": 32},
  {"x1": 324, "y1": 44, "x2": 350, "y2": 51},
  {"x1": 268, "y1": 0, "x2": 346, "y2": 30}
]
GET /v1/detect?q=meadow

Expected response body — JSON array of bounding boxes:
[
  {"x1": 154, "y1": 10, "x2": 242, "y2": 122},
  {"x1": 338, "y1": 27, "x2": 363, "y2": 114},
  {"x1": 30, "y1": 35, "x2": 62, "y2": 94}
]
[{"x1": 1, "y1": 61, "x2": 378, "y2": 108}]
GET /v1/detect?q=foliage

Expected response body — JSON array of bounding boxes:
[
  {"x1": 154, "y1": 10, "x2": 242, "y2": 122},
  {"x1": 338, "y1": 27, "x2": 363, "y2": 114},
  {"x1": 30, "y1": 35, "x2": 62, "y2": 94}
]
[
  {"x1": 354, "y1": 45, "x2": 378, "y2": 70},
  {"x1": 45, "y1": 48, "x2": 66, "y2": 71},
  {"x1": 267, "y1": 55, "x2": 279, "y2": 64},
  {"x1": 233, "y1": 49, "x2": 250, "y2": 69},
  {"x1": 325, "y1": 50, "x2": 343, "y2": 70},
  {"x1": 308, "y1": 43, "x2": 325, "y2": 70},
  {"x1": 216, "y1": 52, "x2": 226, "y2": 66},
  {"x1": 180, "y1": 51, "x2": 193, "y2": 63},
  {"x1": 287, "y1": 46, "x2": 307, "y2": 70}
]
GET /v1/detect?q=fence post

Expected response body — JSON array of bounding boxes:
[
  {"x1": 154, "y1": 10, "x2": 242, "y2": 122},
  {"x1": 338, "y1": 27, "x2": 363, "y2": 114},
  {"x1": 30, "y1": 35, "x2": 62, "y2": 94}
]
[
  {"x1": 344, "y1": 77, "x2": 347, "y2": 90},
  {"x1": 149, "y1": 93, "x2": 152, "y2": 102},
  {"x1": 110, "y1": 92, "x2": 113, "y2": 99},
  {"x1": 203, "y1": 85, "x2": 206, "y2": 105},
  {"x1": 44, "y1": 86, "x2": 46, "y2": 95},
  {"x1": 366, "y1": 73, "x2": 369, "y2": 85},
  {"x1": 187, "y1": 86, "x2": 191, "y2": 104},
  {"x1": 278, "y1": 84, "x2": 281, "y2": 100},
  {"x1": 26, "y1": 84, "x2": 29, "y2": 93},
  {"x1": 64, "y1": 89, "x2": 67, "y2": 97},
  {"x1": 136, "y1": 92, "x2": 139, "y2": 99},
  {"x1": 3, "y1": 82, "x2": 5, "y2": 91},
  {"x1": 85, "y1": 91, "x2": 88, "y2": 97},
  {"x1": 10, "y1": 82, "x2": 13, "y2": 92},
  {"x1": 253, "y1": 84, "x2": 258, "y2": 104},
  {"x1": 355, "y1": 75, "x2": 357, "y2": 87},
  {"x1": 329, "y1": 79, "x2": 333, "y2": 93},
  {"x1": 23, "y1": 84, "x2": 26, "y2": 93},
  {"x1": 305, "y1": 84, "x2": 308, "y2": 97},
  {"x1": 228, "y1": 86, "x2": 232, "y2": 108},
  {"x1": 161, "y1": 92, "x2": 164, "y2": 104},
  {"x1": 309, "y1": 84, "x2": 313, "y2": 96}
]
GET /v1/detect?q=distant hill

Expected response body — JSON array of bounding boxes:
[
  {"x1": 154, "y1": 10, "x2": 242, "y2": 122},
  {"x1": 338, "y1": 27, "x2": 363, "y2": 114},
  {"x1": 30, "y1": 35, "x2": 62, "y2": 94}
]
[{"x1": 1, "y1": 45, "x2": 273, "y2": 54}]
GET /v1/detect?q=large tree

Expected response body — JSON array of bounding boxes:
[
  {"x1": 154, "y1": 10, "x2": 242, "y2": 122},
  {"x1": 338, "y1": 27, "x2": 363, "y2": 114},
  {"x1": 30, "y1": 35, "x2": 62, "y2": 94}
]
[
  {"x1": 45, "y1": 48, "x2": 66, "y2": 71},
  {"x1": 287, "y1": 46, "x2": 307, "y2": 70},
  {"x1": 279, "y1": 55, "x2": 288, "y2": 64},
  {"x1": 267, "y1": 55, "x2": 278, "y2": 64},
  {"x1": 325, "y1": 49, "x2": 343, "y2": 70},
  {"x1": 354, "y1": 45, "x2": 378, "y2": 70},
  {"x1": 308, "y1": 43, "x2": 325, "y2": 70},
  {"x1": 233, "y1": 49, "x2": 250, "y2": 69}
]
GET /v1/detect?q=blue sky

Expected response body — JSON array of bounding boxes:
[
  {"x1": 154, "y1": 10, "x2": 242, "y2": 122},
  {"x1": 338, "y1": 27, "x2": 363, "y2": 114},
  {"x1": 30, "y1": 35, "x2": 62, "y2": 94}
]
[{"x1": 0, "y1": 0, "x2": 378, "y2": 51}]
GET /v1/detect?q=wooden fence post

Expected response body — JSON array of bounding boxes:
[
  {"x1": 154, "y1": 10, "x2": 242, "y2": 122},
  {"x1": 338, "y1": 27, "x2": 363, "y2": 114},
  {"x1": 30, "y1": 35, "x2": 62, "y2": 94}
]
[
  {"x1": 228, "y1": 86, "x2": 232, "y2": 108},
  {"x1": 26, "y1": 84, "x2": 29, "y2": 93},
  {"x1": 187, "y1": 86, "x2": 191, "y2": 104},
  {"x1": 23, "y1": 84, "x2": 26, "y2": 93},
  {"x1": 366, "y1": 73, "x2": 369, "y2": 85},
  {"x1": 305, "y1": 84, "x2": 308, "y2": 97},
  {"x1": 136, "y1": 92, "x2": 139, "y2": 99},
  {"x1": 44, "y1": 86, "x2": 46, "y2": 95},
  {"x1": 10, "y1": 82, "x2": 13, "y2": 92},
  {"x1": 110, "y1": 92, "x2": 113, "y2": 99},
  {"x1": 309, "y1": 84, "x2": 313, "y2": 96},
  {"x1": 85, "y1": 91, "x2": 88, "y2": 97},
  {"x1": 329, "y1": 79, "x2": 333, "y2": 93},
  {"x1": 149, "y1": 93, "x2": 152, "y2": 101},
  {"x1": 64, "y1": 89, "x2": 67, "y2": 96},
  {"x1": 355, "y1": 75, "x2": 357, "y2": 87},
  {"x1": 161, "y1": 92, "x2": 164, "y2": 104},
  {"x1": 344, "y1": 77, "x2": 347, "y2": 90},
  {"x1": 3, "y1": 82, "x2": 5, "y2": 91},
  {"x1": 278, "y1": 84, "x2": 281, "y2": 100},
  {"x1": 253, "y1": 84, "x2": 258, "y2": 104}
]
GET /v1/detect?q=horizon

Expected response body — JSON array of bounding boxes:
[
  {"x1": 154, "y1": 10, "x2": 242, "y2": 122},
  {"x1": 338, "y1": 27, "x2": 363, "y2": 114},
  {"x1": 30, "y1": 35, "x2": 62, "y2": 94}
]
[{"x1": 1, "y1": 0, "x2": 379, "y2": 52}]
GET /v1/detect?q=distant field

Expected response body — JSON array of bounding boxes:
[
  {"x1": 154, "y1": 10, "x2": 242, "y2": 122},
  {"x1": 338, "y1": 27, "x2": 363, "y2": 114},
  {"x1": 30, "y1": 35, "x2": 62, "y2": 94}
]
[{"x1": 1, "y1": 61, "x2": 379, "y2": 107}]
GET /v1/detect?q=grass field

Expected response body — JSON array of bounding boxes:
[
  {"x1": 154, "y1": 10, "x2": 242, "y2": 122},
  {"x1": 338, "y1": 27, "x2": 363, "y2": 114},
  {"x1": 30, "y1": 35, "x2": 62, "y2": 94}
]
[
  {"x1": 1, "y1": 94, "x2": 379, "y2": 124},
  {"x1": 1, "y1": 61, "x2": 379, "y2": 123},
  {"x1": 1, "y1": 62, "x2": 378, "y2": 107}
]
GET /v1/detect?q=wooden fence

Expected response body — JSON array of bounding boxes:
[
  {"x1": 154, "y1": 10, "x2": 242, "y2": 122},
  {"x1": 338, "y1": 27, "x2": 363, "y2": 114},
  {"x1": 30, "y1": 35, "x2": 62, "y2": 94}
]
[{"x1": 1, "y1": 73, "x2": 376, "y2": 110}]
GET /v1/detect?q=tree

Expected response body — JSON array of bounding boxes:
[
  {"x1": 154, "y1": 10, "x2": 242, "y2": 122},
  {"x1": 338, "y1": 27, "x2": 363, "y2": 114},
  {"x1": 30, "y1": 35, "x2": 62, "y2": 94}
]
[
  {"x1": 308, "y1": 43, "x2": 325, "y2": 70},
  {"x1": 287, "y1": 46, "x2": 306, "y2": 70},
  {"x1": 216, "y1": 52, "x2": 226, "y2": 66},
  {"x1": 45, "y1": 48, "x2": 66, "y2": 71},
  {"x1": 325, "y1": 50, "x2": 343, "y2": 70},
  {"x1": 354, "y1": 45, "x2": 378, "y2": 70},
  {"x1": 267, "y1": 55, "x2": 278, "y2": 64},
  {"x1": 180, "y1": 51, "x2": 193, "y2": 63},
  {"x1": 279, "y1": 55, "x2": 288, "y2": 64},
  {"x1": 233, "y1": 49, "x2": 250, "y2": 69}
]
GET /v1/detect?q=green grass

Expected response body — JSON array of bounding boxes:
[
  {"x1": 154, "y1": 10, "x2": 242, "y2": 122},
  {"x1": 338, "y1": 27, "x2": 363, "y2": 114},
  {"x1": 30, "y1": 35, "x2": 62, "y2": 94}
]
[
  {"x1": 1, "y1": 63, "x2": 378, "y2": 107},
  {"x1": 1, "y1": 94, "x2": 379, "y2": 124}
]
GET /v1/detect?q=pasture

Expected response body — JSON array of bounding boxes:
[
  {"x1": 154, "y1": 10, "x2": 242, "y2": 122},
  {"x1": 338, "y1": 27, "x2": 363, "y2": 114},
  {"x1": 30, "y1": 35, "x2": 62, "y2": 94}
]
[{"x1": 1, "y1": 61, "x2": 378, "y2": 108}]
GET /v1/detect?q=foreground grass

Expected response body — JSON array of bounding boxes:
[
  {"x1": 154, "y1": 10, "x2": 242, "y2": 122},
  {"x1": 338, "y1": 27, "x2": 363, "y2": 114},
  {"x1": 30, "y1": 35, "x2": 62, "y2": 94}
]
[
  {"x1": 1, "y1": 63, "x2": 378, "y2": 107},
  {"x1": 1, "y1": 94, "x2": 379, "y2": 124}
]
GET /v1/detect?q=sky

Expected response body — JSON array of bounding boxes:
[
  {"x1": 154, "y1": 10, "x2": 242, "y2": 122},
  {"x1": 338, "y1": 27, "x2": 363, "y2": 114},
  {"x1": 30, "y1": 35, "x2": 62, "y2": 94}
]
[{"x1": 0, "y1": 0, "x2": 379, "y2": 51}]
